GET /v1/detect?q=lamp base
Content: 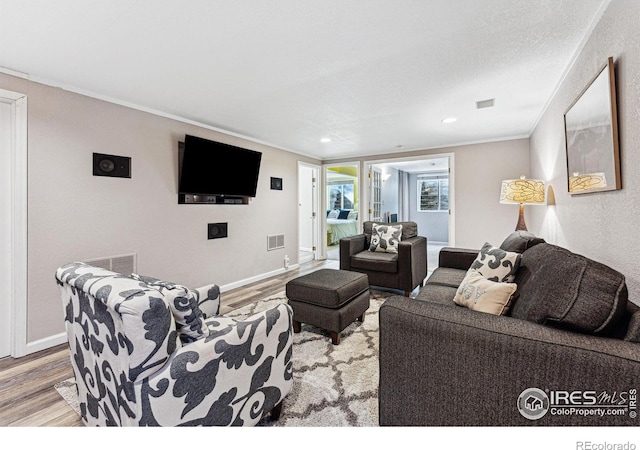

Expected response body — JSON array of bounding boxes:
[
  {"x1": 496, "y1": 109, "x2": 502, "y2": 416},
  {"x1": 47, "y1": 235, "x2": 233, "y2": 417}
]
[{"x1": 515, "y1": 203, "x2": 527, "y2": 231}]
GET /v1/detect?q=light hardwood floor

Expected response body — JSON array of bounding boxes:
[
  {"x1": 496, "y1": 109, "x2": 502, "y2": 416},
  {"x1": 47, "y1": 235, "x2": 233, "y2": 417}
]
[{"x1": 0, "y1": 258, "x2": 337, "y2": 427}]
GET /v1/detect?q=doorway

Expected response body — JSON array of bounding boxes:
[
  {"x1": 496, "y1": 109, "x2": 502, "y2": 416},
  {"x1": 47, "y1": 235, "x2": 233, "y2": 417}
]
[
  {"x1": 298, "y1": 162, "x2": 320, "y2": 265},
  {"x1": 0, "y1": 88, "x2": 28, "y2": 358},
  {"x1": 364, "y1": 153, "x2": 455, "y2": 272},
  {"x1": 324, "y1": 163, "x2": 360, "y2": 261}
]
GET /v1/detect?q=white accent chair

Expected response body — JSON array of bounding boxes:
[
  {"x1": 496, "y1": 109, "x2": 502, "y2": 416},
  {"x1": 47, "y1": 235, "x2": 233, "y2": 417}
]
[{"x1": 56, "y1": 262, "x2": 293, "y2": 426}]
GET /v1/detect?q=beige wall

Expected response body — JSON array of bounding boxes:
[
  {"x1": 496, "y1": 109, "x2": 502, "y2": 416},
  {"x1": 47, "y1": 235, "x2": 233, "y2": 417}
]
[
  {"x1": 0, "y1": 73, "x2": 319, "y2": 344},
  {"x1": 529, "y1": 0, "x2": 640, "y2": 304},
  {"x1": 326, "y1": 138, "x2": 531, "y2": 250}
]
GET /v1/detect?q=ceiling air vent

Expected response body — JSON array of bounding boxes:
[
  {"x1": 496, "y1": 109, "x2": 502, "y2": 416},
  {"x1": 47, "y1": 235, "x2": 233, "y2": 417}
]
[
  {"x1": 267, "y1": 234, "x2": 285, "y2": 251},
  {"x1": 476, "y1": 98, "x2": 495, "y2": 109}
]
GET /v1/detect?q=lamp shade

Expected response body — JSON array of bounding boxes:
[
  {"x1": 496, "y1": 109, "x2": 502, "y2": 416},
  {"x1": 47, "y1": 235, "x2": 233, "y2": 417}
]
[
  {"x1": 569, "y1": 172, "x2": 607, "y2": 193},
  {"x1": 500, "y1": 178, "x2": 545, "y2": 204}
]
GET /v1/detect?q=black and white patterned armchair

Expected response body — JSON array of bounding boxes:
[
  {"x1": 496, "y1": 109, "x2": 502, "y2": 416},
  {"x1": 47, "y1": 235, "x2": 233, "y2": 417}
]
[{"x1": 55, "y1": 262, "x2": 293, "y2": 426}]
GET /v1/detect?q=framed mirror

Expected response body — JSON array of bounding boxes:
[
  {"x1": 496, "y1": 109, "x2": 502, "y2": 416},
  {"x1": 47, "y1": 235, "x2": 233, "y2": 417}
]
[{"x1": 564, "y1": 57, "x2": 621, "y2": 195}]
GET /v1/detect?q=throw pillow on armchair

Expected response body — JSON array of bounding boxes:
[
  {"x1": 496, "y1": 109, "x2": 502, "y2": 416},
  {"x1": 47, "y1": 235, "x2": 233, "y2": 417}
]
[{"x1": 369, "y1": 223, "x2": 403, "y2": 253}]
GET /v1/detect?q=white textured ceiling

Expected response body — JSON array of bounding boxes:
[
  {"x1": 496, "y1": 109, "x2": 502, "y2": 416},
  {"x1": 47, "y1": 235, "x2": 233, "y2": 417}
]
[{"x1": 0, "y1": 0, "x2": 607, "y2": 160}]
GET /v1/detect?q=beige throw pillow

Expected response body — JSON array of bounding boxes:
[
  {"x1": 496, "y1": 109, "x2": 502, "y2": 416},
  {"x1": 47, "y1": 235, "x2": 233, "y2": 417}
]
[{"x1": 454, "y1": 269, "x2": 517, "y2": 315}]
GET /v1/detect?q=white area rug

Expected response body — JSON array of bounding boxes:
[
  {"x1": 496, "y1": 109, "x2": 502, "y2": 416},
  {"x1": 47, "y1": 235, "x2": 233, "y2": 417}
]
[{"x1": 55, "y1": 290, "x2": 391, "y2": 426}]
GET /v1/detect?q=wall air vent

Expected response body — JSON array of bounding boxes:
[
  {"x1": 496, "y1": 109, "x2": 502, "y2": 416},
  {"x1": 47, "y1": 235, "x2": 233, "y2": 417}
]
[
  {"x1": 476, "y1": 98, "x2": 495, "y2": 109},
  {"x1": 84, "y1": 253, "x2": 137, "y2": 275},
  {"x1": 267, "y1": 234, "x2": 285, "y2": 251}
]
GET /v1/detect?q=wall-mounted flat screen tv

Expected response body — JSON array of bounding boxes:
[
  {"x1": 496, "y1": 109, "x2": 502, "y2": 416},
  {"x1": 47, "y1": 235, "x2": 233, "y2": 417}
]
[{"x1": 179, "y1": 134, "x2": 262, "y2": 197}]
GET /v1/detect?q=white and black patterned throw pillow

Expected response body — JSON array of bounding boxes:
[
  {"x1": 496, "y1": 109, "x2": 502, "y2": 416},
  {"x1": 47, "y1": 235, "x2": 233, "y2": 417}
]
[
  {"x1": 131, "y1": 273, "x2": 208, "y2": 343},
  {"x1": 470, "y1": 242, "x2": 521, "y2": 283},
  {"x1": 369, "y1": 223, "x2": 403, "y2": 253}
]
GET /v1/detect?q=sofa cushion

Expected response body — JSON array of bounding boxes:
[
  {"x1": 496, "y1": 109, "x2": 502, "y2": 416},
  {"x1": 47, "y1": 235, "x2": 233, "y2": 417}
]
[
  {"x1": 370, "y1": 223, "x2": 402, "y2": 253},
  {"x1": 415, "y1": 283, "x2": 459, "y2": 306},
  {"x1": 500, "y1": 231, "x2": 545, "y2": 253},
  {"x1": 351, "y1": 250, "x2": 398, "y2": 273},
  {"x1": 131, "y1": 273, "x2": 208, "y2": 343},
  {"x1": 509, "y1": 243, "x2": 628, "y2": 334},
  {"x1": 426, "y1": 267, "x2": 467, "y2": 288},
  {"x1": 453, "y1": 269, "x2": 517, "y2": 315},
  {"x1": 469, "y1": 242, "x2": 521, "y2": 283}
]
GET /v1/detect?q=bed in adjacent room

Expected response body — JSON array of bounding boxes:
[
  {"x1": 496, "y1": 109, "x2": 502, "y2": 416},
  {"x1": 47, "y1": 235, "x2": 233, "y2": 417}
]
[{"x1": 326, "y1": 209, "x2": 359, "y2": 245}]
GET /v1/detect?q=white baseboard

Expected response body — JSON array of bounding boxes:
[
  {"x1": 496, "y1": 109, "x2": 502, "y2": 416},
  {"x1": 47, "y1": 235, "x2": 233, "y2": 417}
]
[
  {"x1": 218, "y1": 264, "x2": 300, "y2": 293},
  {"x1": 22, "y1": 332, "x2": 67, "y2": 356},
  {"x1": 299, "y1": 253, "x2": 314, "y2": 264}
]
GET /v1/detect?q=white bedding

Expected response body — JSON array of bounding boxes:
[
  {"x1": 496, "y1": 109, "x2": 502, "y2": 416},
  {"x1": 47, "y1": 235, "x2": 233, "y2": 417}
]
[{"x1": 327, "y1": 218, "x2": 359, "y2": 245}]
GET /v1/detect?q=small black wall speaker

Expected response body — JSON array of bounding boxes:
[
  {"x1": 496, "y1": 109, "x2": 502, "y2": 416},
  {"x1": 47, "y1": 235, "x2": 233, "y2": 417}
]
[
  {"x1": 208, "y1": 223, "x2": 228, "y2": 240},
  {"x1": 271, "y1": 177, "x2": 283, "y2": 190},
  {"x1": 93, "y1": 153, "x2": 131, "y2": 178}
]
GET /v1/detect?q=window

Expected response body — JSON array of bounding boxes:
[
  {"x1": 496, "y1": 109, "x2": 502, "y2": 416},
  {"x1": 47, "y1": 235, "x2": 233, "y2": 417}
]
[
  {"x1": 417, "y1": 177, "x2": 449, "y2": 212},
  {"x1": 328, "y1": 181, "x2": 354, "y2": 210}
]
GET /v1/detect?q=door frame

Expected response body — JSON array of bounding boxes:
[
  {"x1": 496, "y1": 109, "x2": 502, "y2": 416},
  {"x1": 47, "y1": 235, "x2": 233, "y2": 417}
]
[
  {"x1": 297, "y1": 161, "x2": 321, "y2": 264},
  {"x1": 0, "y1": 88, "x2": 28, "y2": 357},
  {"x1": 363, "y1": 153, "x2": 455, "y2": 246},
  {"x1": 322, "y1": 161, "x2": 361, "y2": 260}
]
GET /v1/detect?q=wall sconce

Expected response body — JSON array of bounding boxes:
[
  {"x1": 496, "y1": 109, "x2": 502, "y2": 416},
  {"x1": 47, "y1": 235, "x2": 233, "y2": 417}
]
[
  {"x1": 500, "y1": 176, "x2": 545, "y2": 231},
  {"x1": 546, "y1": 185, "x2": 556, "y2": 206}
]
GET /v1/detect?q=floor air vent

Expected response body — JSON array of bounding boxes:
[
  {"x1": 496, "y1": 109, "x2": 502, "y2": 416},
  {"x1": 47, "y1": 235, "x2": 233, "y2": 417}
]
[
  {"x1": 267, "y1": 234, "x2": 285, "y2": 251},
  {"x1": 84, "y1": 253, "x2": 137, "y2": 275}
]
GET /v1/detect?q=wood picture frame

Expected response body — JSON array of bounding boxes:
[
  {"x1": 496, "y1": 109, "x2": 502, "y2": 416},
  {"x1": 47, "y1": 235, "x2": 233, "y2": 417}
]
[{"x1": 564, "y1": 57, "x2": 621, "y2": 195}]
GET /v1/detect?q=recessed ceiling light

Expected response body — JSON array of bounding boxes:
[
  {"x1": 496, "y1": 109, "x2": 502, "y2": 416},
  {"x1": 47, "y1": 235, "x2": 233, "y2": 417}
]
[
  {"x1": 320, "y1": 137, "x2": 331, "y2": 143},
  {"x1": 442, "y1": 117, "x2": 457, "y2": 124}
]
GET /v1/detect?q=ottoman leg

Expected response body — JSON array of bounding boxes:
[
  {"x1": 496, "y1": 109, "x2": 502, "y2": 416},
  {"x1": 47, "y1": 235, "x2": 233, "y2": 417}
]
[
  {"x1": 293, "y1": 320, "x2": 301, "y2": 333},
  {"x1": 358, "y1": 313, "x2": 365, "y2": 323},
  {"x1": 330, "y1": 331, "x2": 340, "y2": 345}
]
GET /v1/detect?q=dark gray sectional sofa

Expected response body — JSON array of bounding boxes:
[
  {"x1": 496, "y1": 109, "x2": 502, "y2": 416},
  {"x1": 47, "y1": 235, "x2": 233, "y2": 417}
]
[{"x1": 379, "y1": 231, "x2": 640, "y2": 426}]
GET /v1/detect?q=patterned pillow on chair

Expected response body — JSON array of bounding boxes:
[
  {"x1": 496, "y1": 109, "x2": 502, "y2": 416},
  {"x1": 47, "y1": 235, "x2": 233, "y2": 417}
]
[
  {"x1": 131, "y1": 273, "x2": 208, "y2": 343},
  {"x1": 369, "y1": 223, "x2": 403, "y2": 253},
  {"x1": 191, "y1": 284, "x2": 221, "y2": 318}
]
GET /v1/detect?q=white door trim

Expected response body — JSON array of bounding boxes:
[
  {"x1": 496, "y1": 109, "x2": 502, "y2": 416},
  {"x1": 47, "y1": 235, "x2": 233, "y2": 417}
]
[
  {"x1": 1, "y1": 88, "x2": 28, "y2": 357},
  {"x1": 298, "y1": 161, "x2": 321, "y2": 263}
]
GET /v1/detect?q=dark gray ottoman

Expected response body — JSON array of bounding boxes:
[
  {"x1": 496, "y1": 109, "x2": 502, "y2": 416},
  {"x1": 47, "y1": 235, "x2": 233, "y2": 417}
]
[{"x1": 285, "y1": 269, "x2": 370, "y2": 345}]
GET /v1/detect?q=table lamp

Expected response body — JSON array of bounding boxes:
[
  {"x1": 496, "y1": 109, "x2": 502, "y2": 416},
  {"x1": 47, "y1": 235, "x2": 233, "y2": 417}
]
[{"x1": 500, "y1": 176, "x2": 545, "y2": 231}]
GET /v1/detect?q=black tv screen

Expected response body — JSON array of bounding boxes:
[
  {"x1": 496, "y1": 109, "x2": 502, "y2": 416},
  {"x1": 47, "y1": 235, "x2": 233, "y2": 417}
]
[{"x1": 179, "y1": 135, "x2": 262, "y2": 197}]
